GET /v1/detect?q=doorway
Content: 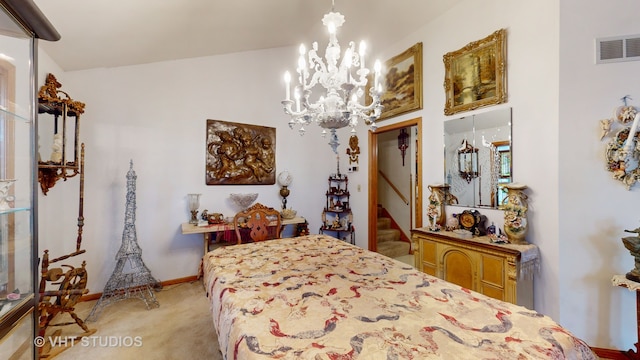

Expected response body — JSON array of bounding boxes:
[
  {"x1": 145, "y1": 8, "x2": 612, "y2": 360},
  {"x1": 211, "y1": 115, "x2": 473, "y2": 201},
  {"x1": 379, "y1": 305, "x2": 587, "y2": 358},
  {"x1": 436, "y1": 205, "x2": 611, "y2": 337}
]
[{"x1": 368, "y1": 117, "x2": 422, "y2": 254}]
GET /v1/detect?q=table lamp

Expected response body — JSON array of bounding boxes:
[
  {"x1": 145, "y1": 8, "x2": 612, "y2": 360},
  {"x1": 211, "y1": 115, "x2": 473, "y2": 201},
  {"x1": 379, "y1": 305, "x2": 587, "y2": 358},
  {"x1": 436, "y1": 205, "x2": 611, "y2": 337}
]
[{"x1": 277, "y1": 171, "x2": 293, "y2": 209}]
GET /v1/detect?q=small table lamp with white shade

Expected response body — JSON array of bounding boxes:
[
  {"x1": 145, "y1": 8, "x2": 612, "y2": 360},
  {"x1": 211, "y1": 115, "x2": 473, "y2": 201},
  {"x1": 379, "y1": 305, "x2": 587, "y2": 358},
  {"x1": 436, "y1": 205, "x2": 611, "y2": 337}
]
[{"x1": 277, "y1": 171, "x2": 293, "y2": 210}]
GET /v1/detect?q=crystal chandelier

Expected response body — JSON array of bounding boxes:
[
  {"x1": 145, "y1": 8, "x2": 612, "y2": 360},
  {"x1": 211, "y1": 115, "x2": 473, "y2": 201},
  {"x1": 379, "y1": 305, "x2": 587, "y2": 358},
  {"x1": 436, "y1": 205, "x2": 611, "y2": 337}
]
[{"x1": 281, "y1": 1, "x2": 383, "y2": 153}]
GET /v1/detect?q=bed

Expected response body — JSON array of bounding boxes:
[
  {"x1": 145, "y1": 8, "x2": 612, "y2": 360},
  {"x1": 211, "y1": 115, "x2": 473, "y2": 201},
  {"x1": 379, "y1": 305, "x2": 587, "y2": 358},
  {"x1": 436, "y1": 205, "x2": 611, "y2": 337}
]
[{"x1": 202, "y1": 234, "x2": 596, "y2": 359}]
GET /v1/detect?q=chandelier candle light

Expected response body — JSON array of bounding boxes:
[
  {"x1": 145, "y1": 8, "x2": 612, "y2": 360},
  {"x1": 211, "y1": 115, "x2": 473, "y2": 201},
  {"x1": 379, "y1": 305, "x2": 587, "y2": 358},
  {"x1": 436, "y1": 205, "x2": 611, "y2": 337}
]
[{"x1": 281, "y1": 1, "x2": 384, "y2": 154}]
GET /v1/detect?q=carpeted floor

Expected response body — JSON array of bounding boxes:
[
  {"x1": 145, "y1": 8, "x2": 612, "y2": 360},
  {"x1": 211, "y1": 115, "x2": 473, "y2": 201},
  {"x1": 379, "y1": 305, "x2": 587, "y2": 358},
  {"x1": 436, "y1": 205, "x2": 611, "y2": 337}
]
[{"x1": 44, "y1": 281, "x2": 221, "y2": 359}]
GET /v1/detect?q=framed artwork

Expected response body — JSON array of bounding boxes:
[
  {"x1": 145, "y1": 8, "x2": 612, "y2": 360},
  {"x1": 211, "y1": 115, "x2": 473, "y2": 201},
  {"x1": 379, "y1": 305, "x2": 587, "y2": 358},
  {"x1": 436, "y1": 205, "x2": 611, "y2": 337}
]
[
  {"x1": 443, "y1": 29, "x2": 507, "y2": 115},
  {"x1": 206, "y1": 119, "x2": 276, "y2": 185},
  {"x1": 370, "y1": 42, "x2": 423, "y2": 121}
]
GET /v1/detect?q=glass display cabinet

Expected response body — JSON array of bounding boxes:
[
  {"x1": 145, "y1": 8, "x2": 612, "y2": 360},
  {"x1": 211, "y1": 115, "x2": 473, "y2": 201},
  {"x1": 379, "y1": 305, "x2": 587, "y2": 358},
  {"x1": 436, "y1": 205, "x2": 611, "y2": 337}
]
[{"x1": 0, "y1": 1, "x2": 58, "y2": 359}]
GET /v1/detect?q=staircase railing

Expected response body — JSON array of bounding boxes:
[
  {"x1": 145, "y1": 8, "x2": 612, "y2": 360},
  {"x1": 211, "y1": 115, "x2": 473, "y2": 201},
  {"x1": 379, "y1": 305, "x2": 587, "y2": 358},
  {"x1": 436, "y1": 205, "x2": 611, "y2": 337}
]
[{"x1": 378, "y1": 170, "x2": 409, "y2": 205}]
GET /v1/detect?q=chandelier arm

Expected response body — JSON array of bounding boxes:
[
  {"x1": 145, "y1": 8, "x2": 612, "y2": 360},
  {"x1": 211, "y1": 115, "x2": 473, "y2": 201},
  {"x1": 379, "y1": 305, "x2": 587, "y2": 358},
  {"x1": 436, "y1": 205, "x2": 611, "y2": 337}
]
[
  {"x1": 282, "y1": 100, "x2": 309, "y2": 118},
  {"x1": 349, "y1": 96, "x2": 381, "y2": 112},
  {"x1": 302, "y1": 97, "x2": 323, "y2": 112}
]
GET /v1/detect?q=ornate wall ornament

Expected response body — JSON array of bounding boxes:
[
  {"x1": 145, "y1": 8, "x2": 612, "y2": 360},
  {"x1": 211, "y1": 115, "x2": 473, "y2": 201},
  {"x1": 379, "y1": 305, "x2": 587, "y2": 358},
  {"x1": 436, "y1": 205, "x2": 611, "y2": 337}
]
[
  {"x1": 346, "y1": 135, "x2": 360, "y2": 164},
  {"x1": 601, "y1": 96, "x2": 640, "y2": 190},
  {"x1": 206, "y1": 120, "x2": 276, "y2": 185}
]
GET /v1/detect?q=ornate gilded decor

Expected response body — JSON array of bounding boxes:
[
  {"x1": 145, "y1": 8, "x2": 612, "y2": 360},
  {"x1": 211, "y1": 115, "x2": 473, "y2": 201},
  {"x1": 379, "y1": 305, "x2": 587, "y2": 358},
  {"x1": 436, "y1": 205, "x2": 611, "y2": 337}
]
[
  {"x1": 38, "y1": 145, "x2": 94, "y2": 358},
  {"x1": 443, "y1": 29, "x2": 507, "y2": 115},
  {"x1": 457, "y1": 209, "x2": 486, "y2": 236},
  {"x1": 372, "y1": 42, "x2": 423, "y2": 121},
  {"x1": 206, "y1": 120, "x2": 275, "y2": 185},
  {"x1": 37, "y1": 73, "x2": 85, "y2": 195}
]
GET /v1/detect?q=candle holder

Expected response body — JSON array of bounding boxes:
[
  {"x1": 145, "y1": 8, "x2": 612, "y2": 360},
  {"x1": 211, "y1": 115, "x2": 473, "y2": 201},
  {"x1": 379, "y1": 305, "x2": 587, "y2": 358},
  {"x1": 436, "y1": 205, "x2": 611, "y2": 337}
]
[{"x1": 187, "y1": 193, "x2": 201, "y2": 224}]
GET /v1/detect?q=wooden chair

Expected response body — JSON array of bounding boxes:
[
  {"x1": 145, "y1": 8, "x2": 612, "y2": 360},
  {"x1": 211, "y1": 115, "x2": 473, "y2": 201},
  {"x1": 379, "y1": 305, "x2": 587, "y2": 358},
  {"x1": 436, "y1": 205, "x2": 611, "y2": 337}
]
[{"x1": 233, "y1": 202, "x2": 282, "y2": 244}]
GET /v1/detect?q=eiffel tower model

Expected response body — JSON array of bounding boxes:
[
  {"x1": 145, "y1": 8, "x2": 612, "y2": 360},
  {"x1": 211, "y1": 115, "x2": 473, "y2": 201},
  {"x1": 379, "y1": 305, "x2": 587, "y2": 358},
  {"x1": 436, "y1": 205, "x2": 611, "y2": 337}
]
[{"x1": 87, "y1": 160, "x2": 161, "y2": 321}]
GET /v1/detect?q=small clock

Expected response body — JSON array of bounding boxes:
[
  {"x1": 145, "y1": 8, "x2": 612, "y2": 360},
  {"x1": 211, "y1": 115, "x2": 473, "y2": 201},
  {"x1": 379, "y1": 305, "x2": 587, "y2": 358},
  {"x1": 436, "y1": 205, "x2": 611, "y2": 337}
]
[{"x1": 458, "y1": 210, "x2": 485, "y2": 235}]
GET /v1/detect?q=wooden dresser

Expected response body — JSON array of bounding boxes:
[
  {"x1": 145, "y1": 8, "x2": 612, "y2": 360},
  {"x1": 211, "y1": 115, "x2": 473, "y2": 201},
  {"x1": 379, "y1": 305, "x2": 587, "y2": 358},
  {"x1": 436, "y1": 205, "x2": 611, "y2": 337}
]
[{"x1": 412, "y1": 228, "x2": 537, "y2": 308}]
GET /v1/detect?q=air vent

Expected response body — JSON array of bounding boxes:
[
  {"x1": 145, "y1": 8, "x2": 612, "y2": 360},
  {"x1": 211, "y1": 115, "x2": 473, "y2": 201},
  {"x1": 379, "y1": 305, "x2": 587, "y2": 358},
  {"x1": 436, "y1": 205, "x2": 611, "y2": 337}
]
[{"x1": 596, "y1": 34, "x2": 640, "y2": 64}]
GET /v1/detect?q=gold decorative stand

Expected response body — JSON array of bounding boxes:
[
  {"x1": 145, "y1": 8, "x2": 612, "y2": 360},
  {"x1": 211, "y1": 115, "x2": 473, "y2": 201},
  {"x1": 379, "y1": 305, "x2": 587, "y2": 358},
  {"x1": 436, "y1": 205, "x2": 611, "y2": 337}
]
[{"x1": 36, "y1": 74, "x2": 93, "y2": 359}]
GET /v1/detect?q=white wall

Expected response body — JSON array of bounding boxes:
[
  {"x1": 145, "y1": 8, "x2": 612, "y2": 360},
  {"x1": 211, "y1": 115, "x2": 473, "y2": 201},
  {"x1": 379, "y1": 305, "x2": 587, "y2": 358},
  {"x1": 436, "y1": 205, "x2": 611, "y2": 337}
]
[
  {"x1": 35, "y1": 0, "x2": 640, "y2": 351},
  {"x1": 36, "y1": 47, "x2": 363, "y2": 297},
  {"x1": 559, "y1": 0, "x2": 640, "y2": 350}
]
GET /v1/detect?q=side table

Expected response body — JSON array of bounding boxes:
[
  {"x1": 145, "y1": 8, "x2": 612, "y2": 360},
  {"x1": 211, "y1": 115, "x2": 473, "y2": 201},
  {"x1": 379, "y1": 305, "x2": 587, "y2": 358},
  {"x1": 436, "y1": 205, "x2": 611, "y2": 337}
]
[
  {"x1": 612, "y1": 274, "x2": 640, "y2": 359},
  {"x1": 181, "y1": 216, "x2": 307, "y2": 255}
]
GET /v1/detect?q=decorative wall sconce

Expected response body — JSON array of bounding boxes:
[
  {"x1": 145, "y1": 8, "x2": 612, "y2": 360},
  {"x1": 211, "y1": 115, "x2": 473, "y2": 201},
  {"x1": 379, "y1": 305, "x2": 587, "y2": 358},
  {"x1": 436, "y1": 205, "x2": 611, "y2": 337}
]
[
  {"x1": 37, "y1": 73, "x2": 85, "y2": 195},
  {"x1": 458, "y1": 138, "x2": 478, "y2": 183},
  {"x1": 398, "y1": 128, "x2": 409, "y2": 166}
]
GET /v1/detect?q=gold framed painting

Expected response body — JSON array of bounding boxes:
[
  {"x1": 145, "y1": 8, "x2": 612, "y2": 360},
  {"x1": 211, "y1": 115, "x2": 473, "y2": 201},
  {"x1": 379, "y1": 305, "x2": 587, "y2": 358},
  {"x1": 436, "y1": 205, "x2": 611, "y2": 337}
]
[
  {"x1": 371, "y1": 42, "x2": 423, "y2": 121},
  {"x1": 206, "y1": 119, "x2": 276, "y2": 185},
  {"x1": 443, "y1": 29, "x2": 507, "y2": 116}
]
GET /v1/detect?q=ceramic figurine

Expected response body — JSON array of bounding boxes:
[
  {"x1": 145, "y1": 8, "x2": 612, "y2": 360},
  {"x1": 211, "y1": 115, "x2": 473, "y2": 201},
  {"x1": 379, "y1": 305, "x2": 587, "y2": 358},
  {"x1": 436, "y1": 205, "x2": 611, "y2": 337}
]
[{"x1": 600, "y1": 118, "x2": 613, "y2": 140}]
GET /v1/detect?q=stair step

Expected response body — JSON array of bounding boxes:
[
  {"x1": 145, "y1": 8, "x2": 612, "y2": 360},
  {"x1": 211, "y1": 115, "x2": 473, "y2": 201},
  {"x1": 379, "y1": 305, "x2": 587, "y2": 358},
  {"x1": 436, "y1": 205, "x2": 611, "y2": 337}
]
[
  {"x1": 377, "y1": 217, "x2": 391, "y2": 230},
  {"x1": 377, "y1": 228, "x2": 400, "y2": 243}
]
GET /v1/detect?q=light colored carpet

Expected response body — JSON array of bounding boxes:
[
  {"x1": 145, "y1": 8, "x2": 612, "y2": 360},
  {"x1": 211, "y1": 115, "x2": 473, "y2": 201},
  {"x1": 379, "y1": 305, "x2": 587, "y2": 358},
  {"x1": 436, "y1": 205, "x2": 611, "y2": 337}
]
[
  {"x1": 394, "y1": 254, "x2": 415, "y2": 267},
  {"x1": 45, "y1": 281, "x2": 222, "y2": 359}
]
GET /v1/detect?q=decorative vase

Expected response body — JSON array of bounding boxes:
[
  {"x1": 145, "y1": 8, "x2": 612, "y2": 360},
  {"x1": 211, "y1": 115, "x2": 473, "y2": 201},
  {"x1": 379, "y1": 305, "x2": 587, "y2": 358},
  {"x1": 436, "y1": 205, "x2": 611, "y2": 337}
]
[
  {"x1": 502, "y1": 183, "x2": 528, "y2": 244},
  {"x1": 427, "y1": 184, "x2": 450, "y2": 229}
]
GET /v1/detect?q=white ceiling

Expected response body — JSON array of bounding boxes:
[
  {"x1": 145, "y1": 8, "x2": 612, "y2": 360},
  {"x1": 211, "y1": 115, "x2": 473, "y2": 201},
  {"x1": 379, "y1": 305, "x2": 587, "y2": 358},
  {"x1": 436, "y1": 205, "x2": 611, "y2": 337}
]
[{"x1": 34, "y1": 0, "x2": 462, "y2": 71}]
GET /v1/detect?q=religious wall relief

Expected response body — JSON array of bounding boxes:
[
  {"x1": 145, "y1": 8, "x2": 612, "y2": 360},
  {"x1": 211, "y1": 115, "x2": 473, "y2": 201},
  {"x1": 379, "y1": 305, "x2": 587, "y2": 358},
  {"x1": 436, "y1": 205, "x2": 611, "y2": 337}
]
[{"x1": 206, "y1": 119, "x2": 276, "y2": 185}]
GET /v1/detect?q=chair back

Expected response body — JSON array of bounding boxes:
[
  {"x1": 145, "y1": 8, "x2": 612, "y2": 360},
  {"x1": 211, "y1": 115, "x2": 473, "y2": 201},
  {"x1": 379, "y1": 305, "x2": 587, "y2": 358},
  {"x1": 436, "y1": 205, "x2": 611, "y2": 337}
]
[{"x1": 233, "y1": 203, "x2": 282, "y2": 244}]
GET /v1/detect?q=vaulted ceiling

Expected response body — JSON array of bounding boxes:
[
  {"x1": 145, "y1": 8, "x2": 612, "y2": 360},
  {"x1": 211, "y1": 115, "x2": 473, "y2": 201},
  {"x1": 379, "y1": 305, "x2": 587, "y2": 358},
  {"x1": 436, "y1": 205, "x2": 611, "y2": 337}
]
[{"x1": 34, "y1": 0, "x2": 462, "y2": 71}]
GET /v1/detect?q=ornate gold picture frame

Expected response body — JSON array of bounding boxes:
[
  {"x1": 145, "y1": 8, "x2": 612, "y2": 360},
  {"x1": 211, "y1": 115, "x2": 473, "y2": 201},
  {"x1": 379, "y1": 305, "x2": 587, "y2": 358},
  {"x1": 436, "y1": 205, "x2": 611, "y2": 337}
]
[
  {"x1": 443, "y1": 29, "x2": 507, "y2": 115},
  {"x1": 206, "y1": 119, "x2": 276, "y2": 185},
  {"x1": 371, "y1": 42, "x2": 423, "y2": 121}
]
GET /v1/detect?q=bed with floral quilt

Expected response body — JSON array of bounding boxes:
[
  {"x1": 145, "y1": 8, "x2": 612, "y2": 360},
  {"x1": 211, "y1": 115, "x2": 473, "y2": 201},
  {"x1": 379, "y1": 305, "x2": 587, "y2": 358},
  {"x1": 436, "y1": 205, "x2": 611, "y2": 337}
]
[{"x1": 202, "y1": 234, "x2": 595, "y2": 359}]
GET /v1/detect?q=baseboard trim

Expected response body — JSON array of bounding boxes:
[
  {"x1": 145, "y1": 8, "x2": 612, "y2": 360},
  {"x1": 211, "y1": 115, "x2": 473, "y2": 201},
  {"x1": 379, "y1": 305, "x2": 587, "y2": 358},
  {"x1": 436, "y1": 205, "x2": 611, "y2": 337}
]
[
  {"x1": 591, "y1": 346, "x2": 632, "y2": 359},
  {"x1": 78, "y1": 275, "x2": 199, "y2": 302}
]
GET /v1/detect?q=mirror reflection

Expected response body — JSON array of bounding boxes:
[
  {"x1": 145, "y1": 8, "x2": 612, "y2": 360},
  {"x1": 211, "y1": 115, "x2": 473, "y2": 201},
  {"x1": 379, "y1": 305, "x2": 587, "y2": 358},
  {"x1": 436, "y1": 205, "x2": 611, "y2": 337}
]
[{"x1": 444, "y1": 107, "x2": 512, "y2": 208}]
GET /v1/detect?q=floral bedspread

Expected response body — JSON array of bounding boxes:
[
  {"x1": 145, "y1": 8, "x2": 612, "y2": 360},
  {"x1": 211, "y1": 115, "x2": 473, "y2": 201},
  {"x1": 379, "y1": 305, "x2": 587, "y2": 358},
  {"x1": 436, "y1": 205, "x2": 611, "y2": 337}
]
[{"x1": 203, "y1": 235, "x2": 595, "y2": 360}]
